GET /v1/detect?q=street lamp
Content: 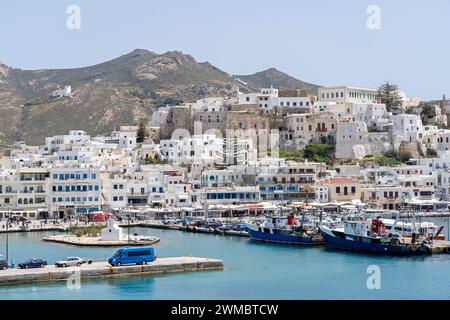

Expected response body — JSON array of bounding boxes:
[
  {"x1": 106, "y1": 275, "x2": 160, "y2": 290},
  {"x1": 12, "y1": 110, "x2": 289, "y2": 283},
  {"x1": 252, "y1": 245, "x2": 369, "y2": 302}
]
[
  {"x1": 5, "y1": 206, "x2": 9, "y2": 267},
  {"x1": 127, "y1": 212, "x2": 131, "y2": 246}
]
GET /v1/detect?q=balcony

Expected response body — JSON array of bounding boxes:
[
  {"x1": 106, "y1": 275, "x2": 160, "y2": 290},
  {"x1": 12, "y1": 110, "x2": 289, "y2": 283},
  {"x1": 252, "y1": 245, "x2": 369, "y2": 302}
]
[
  {"x1": 20, "y1": 177, "x2": 47, "y2": 182},
  {"x1": 127, "y1": 193, "x2": 147, "y2": 197}
]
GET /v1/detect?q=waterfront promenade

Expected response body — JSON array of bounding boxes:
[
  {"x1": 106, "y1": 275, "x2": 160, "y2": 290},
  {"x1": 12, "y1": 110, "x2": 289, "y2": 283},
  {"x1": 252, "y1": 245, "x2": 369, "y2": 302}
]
[{"x1": 0, "y1": 218, "x2": 255, "y2": 237}]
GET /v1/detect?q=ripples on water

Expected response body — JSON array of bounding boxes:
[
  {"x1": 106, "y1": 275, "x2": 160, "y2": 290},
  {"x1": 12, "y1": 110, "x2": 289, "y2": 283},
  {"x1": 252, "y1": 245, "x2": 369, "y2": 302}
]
[{"x1": 1, "y1": 228, "x2": 450, "y2": 299}]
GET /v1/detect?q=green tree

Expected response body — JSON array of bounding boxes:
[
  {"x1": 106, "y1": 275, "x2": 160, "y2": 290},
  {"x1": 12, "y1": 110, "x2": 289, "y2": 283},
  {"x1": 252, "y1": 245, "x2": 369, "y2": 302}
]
[
  {"x1": 298, "y1": 89, "x2": 309, "y2": 97},
  {"x1": 144, "y1": 154, "x2": 168, "y2": 165},
  {"x1": 136, "y1": 122, "x2": 147, "y2": 143},
  {"x1": 426, "y1": 148, "x2": 437, "y2": 158},
  {"x1": 376, "y1": 82, "x2": 403, "y2": 112},
  {"x1": 303, "y1": 144, "x2": 335, "y2": 165},
  {"x1": 420, "y1": 102, "x2": 436, "y2": 125},
  {"x1": 384, "y1": 149, "x2": 412, "y2": 163}
]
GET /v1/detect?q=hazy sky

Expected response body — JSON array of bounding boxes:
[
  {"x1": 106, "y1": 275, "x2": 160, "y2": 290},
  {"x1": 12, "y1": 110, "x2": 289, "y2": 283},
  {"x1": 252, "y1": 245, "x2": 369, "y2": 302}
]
[{"x1": 0, "y1": 0, "x2": 448, "y2": 99}]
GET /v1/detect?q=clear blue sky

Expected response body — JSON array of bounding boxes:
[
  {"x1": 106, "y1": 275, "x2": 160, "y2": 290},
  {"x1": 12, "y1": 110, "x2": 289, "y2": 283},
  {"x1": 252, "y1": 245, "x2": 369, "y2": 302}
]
[{"x1": 0, "y1": 0, "x2": 448, "y2": 99}]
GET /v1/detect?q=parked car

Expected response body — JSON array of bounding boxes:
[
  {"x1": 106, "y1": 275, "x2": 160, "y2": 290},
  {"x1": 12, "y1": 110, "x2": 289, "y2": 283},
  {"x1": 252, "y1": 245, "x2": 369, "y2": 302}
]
[
  {"x1": 108, "y1": 247, "x2": 156, "y2": 266},
  {"x1": 55, "y1": 257, "x2": 92, "y2": 267},
  {"x1": 204, "y1": 220, "x2": 222, "y2": 228},
  {"x1": 217, "y1": 223, "x2": 233, "y2": 232},
  {"x1": 232, "y1": 223, "x2": 249, "y2": 232},
  {"x1": 182, "y1": 218, "x2": 190, "y2": 226},
  {"x1": 189, "y1": 220, "x2": 205, "y2": 228},
  {"x1": 18, "y1": 258, "x2": 47, "y2": 269},
  {"x1": 163, "y1": 216, "x2": 180, "y2": 225},
  {"x1": 0, "y1": 255, "x2": 7, "y2": 270}
]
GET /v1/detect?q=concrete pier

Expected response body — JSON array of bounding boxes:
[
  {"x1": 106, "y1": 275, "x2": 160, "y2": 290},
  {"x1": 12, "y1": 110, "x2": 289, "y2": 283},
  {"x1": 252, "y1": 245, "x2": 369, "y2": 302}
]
[
  {"x1": 42, "y1": 235, "x2": 161, "y2": 247},
  {"x1": 0, "y1": 257, "x2": 224, "y2": 286}
]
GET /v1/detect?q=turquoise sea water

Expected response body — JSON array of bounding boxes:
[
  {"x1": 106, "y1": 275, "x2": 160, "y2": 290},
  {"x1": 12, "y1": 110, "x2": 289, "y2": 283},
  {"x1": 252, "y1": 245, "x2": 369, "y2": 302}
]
[{"x1": 0, "y1": 227, "x2": 450, "y2": 300}]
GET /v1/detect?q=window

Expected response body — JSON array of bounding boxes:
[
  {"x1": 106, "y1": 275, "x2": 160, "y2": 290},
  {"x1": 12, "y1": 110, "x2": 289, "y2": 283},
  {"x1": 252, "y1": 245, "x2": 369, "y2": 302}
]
[
  {"x1": 128, "y1": 250, "x2": 151, "y2": 257},
  {"x1": 336, "y1": 187, "x2": 341, "y2": 194}
]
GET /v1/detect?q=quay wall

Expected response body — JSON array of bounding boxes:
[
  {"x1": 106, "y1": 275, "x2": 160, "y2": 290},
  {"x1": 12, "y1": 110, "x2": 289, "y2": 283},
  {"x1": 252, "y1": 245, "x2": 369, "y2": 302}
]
[{"x1": 0, "y1": 257, "x2": 224, "y2": 286}]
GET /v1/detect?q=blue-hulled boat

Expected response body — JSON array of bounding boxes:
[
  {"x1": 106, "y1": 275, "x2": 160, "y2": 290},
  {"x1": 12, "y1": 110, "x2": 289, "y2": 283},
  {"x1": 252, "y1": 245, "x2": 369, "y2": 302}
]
[
  {"x1": 245, "y1": 214, "x2": 325, "y2": 245},
  {"x1": 320, "y1": 217, "x2": 432, "y2": 255}
]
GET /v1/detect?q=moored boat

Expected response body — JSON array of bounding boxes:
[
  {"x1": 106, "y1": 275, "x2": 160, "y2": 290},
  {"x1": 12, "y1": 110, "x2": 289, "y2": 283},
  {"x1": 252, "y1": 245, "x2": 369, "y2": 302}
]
[
  {"x1": 246, "y1": 214, "x2": 325, "y2": 245},
  {"x1": 320, "y1": 217, "x2": 433, "y2": 255}
]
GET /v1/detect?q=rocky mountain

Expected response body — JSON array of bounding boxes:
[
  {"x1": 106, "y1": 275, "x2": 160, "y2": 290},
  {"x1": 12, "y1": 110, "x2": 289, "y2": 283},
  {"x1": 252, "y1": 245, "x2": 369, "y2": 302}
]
[
  {"x1": 0, "y1": 49, "x2": 319, "y2": 147},
  {"x1": 234, "y1": 68, "x2": 319, "y2": 94}
]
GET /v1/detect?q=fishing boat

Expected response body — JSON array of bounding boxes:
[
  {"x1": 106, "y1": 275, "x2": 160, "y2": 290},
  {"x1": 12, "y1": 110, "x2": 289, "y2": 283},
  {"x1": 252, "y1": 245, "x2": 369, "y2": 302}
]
[
  {"x1": 381, "y1": 218, "x2": 444, "y2": 240},
  {"x1": 320, "y1": 217, "x2": 433, "y2": 255},
  {"x1": 245, "y1": 213, "x2": 325, "y2": 245}
]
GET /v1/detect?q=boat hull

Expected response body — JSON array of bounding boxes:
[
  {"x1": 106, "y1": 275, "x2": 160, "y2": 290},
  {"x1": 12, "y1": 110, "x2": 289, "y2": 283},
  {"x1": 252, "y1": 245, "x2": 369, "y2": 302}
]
[
  {"x1": 321, "y1": 229, "x2": 431, "y2": 256},
  {"x1": 248, "y1": 229, "x2": 324, "y2": 245}
]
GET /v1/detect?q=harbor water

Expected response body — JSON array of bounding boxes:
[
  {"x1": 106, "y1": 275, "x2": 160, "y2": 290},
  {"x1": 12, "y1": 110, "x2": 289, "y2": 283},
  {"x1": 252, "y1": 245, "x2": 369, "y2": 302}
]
[{"x1": 1, "y1": 227, "x2": 450, "y2": 299}]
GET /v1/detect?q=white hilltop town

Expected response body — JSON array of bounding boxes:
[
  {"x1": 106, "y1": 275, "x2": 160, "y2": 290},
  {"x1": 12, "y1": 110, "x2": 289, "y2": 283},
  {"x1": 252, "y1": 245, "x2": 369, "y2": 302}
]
[{"x1": 1, "y1": 84, "x2": 450, "y2": 222}]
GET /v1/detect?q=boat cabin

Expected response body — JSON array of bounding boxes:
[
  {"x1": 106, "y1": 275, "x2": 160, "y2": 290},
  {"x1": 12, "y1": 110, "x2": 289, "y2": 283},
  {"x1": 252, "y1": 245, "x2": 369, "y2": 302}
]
[
  {"x1": 263, "y1": 215, "x2": 297, "y2": 229},
  {"x1": 344, "y1": 219, "x2": 388, "y2": 238}
]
